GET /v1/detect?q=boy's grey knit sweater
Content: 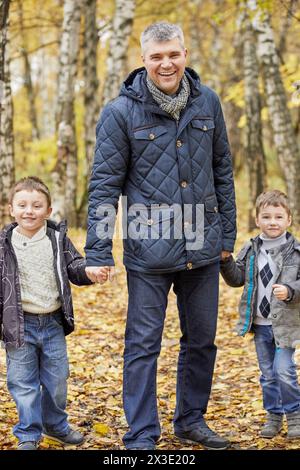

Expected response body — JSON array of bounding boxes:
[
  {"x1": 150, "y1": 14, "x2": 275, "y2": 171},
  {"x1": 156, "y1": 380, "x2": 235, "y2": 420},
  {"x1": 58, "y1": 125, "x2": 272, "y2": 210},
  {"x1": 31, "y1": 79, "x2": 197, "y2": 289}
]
[{"x1": 255, "y1": 231, "x2": 288, "y2": 326}]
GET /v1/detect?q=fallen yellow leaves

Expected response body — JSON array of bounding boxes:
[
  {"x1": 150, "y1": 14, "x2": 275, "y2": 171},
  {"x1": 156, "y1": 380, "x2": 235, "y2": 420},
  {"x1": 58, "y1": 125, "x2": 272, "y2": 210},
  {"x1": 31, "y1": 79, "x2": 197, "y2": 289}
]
[
  {"x1": 93, "y1": 423, "x2": 111, "y2": 436},
  {"x1": 0, "y1": 228, "x2": 300, "y2": 450}
]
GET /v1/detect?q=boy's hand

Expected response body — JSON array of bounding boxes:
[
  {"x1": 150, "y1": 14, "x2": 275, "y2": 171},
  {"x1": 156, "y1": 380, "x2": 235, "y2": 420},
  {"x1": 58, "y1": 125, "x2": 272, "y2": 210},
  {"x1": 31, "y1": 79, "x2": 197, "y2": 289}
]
[
  {"x1": 221, "y1": 251, "x2": 232, "y2": 260},
  {"x1": 272, "y1": 284, "x2": 289, "y2": 301},
  {"x1": 85, "y1": 266, "x2": 115, "y2": 284}
]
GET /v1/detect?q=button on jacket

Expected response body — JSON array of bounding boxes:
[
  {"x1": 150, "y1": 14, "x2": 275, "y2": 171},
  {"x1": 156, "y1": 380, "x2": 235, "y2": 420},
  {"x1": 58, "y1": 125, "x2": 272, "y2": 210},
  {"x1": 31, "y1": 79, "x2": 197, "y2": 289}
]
[{"x1": 85, "y1": 67, "x2": 236, "y2": 273}]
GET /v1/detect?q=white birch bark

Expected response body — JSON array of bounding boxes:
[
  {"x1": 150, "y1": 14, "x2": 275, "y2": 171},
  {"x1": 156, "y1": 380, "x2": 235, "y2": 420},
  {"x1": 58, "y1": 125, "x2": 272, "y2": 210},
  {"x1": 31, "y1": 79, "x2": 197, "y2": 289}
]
[
  {"x1": 52, "y1": 0, "x2": 81, "y2": 225},
  {"x1": 17, "y1": 0, "x2": 40, "y2": 140},
  {"x1": 102, "y1": 0, "x2": 136, "y2": 105},
  {"x1": 0, "y1": 2, "x2": 14, "y2": 226},
  {"x1": 243, "y1": 15, "x2": 266, "y2": 230},
  {"x1": 254, "y1": 11, "x2": 300, "y2": 222},
  {"x1": 83, "y1": 0, "x2": 99, "y2": 175},
  {"x1": 77, "y1": 0, "x2": 100, "y2": 225},
  {"x1": 189, "y1": 0, "x2": 203, "y2": 75}
]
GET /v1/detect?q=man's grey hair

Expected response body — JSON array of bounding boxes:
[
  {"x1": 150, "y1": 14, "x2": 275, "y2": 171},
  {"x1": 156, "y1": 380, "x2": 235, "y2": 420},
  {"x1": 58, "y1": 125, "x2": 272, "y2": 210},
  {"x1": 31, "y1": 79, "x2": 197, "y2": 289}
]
[{"x1": 141, "y1": 22, "x2": 185, "y2": 53}]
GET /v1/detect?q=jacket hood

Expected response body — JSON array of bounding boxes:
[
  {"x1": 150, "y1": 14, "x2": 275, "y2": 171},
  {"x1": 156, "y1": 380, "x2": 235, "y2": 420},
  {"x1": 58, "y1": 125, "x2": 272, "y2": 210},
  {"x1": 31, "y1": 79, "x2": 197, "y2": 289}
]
[{"x1": 119, "y1": 67, "x2": 202, "y2": 103}]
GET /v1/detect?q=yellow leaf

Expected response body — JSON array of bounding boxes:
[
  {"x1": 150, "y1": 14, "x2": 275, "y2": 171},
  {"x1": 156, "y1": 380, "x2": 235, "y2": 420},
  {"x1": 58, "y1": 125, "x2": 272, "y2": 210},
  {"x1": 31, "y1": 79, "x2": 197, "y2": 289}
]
[{"x1": 93, "y1": 423, "x2": 110, "y2": 436}]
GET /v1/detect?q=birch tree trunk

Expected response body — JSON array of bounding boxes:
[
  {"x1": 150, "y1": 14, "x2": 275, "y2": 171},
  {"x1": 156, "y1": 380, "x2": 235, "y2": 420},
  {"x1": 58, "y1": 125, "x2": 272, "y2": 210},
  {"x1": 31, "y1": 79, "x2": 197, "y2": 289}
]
[
  {"x1": 52, "y1": 0, "x2": 81, "y2": 225},
  {"x1": 0, "y1": 0, "x2": 9, "y2": 91},
  {"x1": 0, "y1": 1, "x2": 14, "y2": 226},
  {"x1": 278, "y1": 0, "x2": 296, "y2": 59},
  {"x1": 17, "y1": 0, "x2": 40, "y2": 140},
  {"x1": 206, "y1": 0, "x2": 222, "y2": 92},
  {"x1": 254, "y1": 12, "x2": 300, "y2": 223},
  {"x1": 102, "y1": 0, "x2": 136, "y2": 105},
  {"x1": 189, "y1": 0, "x2": 203, "y2": 75},
  {"x1": 223, "y1": 25, "x2": 243, "y2": 174},
  {"x1": 243, "y1": 17, "x2": 266, "y2": 230},
  {"x1": 78, "y1": 0, "x2": 100, "y2": 226}
]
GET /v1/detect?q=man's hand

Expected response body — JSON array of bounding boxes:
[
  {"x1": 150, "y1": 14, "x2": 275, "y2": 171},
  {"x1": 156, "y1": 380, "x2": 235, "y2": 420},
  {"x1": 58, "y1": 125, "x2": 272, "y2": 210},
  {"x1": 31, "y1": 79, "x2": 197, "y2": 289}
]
[
  {"x1": 272, "y1": 284, "x2": 289, "y2": 301},
  {"x1": 221, "y1": 251, "x2": 232, "y2": 261},
  {"x1": 85, "y1": 266, "x2": 115, "y2": 284}
]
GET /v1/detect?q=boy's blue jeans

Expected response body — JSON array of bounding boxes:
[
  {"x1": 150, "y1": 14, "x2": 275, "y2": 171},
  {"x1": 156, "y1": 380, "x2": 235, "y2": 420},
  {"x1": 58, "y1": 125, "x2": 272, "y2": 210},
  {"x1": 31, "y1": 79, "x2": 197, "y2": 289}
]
[
  {"x1": 123, "y1": 262, "x2": 220, "y2": 449},
  {"x1": 6, "y1": 311, "x2": 70, "y2": 443},
  {"x1": 253, "y1": 324, "x2": 300, "y2": 415}
]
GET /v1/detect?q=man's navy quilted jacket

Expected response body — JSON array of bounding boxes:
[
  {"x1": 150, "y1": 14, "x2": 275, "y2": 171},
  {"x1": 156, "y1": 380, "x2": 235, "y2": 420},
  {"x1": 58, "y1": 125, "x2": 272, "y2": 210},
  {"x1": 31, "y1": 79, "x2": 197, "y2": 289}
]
[{"x1": 85, "y1": 67, "x2": 236, "y2": 273}]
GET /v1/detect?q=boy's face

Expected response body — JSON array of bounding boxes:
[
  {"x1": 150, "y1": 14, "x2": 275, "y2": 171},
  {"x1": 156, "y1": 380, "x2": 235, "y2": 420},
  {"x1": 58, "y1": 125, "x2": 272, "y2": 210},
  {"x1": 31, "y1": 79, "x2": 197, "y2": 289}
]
[
  {"x1": 255, "y1": 204, "x2": 291, "y2": 238},
  {"x1": 10, "y1": 190, "x2": 52, "y2": 238}
]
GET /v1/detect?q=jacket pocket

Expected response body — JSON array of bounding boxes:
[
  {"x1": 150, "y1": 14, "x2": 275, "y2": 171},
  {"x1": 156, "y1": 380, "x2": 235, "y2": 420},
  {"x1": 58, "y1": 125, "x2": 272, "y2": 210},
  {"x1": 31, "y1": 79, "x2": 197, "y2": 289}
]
[
  {"x1": 204, "y1": 194, "x2": 219, "y2": 225},
  {"x1": 126, "y1": 205, "x2": 176, "y2": 260},
  {"x1": 191, "y1": 118, "x2": 215, "y2": 132},
  {"x1": 133, "y1": 125, "x2": 168, "y2": 141},
  {"x1": 132, "y1": 125, "x2": 170, "y2": 175}
]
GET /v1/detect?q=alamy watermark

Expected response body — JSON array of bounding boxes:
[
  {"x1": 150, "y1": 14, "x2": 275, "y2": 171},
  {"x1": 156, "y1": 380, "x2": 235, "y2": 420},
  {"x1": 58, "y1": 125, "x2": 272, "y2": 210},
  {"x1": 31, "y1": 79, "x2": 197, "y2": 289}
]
[{"x1": 95, "y1": 197, "x2": 206, "y2": 250}]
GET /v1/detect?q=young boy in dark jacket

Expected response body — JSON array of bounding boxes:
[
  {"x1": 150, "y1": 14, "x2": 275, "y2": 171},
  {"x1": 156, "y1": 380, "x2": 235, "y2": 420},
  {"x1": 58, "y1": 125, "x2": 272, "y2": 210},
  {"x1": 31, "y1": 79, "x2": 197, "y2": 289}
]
[
  {"x1": 221, "y1": 190, "x2": 300, "y2": 440},
  {"x1": 0, "y1": 176, "x2": 93, "y2": 450}
]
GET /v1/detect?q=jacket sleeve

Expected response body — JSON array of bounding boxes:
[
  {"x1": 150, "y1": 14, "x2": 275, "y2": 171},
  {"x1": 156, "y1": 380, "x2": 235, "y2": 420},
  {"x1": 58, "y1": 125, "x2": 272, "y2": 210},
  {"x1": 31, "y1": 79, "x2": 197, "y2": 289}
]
[
  {"x1": 220, "y1": 243, "x2": 250, "y2": 287},
  {"x1": 63, "y1": 235, "x2": 93, "y2": 286},
  {"x1": 212, "y1": 94, "x2": 237, "y2": 253},
  {"x1": 85, "y1": 103, "x2": 130, "y2": 267},
  {"x1": 284, "y1": 277, "x2": 300, "y2": 304}
]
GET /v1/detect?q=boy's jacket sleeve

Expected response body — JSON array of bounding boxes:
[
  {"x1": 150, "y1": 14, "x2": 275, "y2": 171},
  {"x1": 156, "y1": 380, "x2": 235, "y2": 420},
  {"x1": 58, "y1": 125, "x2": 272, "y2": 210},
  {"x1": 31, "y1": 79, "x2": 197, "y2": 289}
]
[
  {"x1": 63, "y1": 235, "x2": 93, "y2": 286},
  {"x1": 284, "y1": 272, "x2": 300, "y2": 304},
  {"x1": 220, "y1": 242, "x2": 251, "y2": 287}
]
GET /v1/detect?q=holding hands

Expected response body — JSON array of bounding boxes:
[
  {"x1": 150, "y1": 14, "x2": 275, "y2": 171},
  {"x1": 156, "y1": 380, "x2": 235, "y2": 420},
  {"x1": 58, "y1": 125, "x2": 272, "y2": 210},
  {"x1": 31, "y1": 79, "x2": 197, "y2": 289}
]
[{"x1": 85, "y1": 266, "x2": 115, "y2": 284}]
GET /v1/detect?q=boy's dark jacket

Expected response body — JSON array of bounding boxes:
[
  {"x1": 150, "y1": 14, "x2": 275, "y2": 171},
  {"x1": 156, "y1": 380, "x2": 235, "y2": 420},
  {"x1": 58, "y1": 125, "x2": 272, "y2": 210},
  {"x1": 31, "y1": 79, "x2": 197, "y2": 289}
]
[
  {"x1": 0, "y1": 220, "x2": 92, "y2": 348},
  {"x1": 220, "y1": 232, "x2": 300, "y2": 348}
]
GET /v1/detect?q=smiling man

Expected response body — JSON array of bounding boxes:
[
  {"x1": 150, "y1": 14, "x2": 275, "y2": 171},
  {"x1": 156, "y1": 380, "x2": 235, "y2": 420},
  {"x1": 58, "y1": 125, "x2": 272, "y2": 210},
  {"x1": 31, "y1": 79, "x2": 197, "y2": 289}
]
[
  {"x1": 85, "y1": 22, "x2": 236, "y2": 450},
  {"x1": 142, "y1": 36, "x2": 187, "y2": 95}
]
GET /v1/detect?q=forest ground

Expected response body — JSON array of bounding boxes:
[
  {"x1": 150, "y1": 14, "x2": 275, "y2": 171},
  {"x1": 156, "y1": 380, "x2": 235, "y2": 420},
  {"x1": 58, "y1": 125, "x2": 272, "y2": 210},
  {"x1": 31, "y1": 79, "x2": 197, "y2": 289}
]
[{"x1": 1, "y1": 226, "x2": 300, "y2": 451}]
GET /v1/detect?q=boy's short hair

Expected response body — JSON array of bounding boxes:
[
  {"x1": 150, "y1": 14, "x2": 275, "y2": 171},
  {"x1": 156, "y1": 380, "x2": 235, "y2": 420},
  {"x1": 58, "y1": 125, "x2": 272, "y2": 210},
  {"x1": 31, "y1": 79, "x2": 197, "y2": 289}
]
[
  {"x1": 255, "y1": 190, "x2": 291, "y2": 217},
  {"x1": 9, "y1": 176, "x2": 51, "y2": 207}
]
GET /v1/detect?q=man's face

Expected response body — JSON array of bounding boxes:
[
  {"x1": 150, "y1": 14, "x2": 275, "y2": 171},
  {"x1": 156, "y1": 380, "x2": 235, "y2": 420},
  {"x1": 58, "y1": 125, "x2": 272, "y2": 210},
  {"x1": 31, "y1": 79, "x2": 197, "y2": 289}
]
[{"x1": 142, "y1": 37, "x2": 187, "y2": 95}]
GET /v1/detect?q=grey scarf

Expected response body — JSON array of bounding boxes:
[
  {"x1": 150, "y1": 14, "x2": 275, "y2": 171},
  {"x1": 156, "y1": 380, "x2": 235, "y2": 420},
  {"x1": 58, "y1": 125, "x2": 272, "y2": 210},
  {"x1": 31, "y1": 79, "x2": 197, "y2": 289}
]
[{"x1": 146, "y1": 73, "x2": 190, "y2": 121}]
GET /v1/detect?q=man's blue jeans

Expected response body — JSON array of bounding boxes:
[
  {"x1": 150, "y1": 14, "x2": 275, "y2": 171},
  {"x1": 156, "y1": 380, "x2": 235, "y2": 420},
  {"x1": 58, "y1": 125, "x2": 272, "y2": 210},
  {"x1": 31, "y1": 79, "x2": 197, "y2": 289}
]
[
  {"x1": 6, "y1": 312, "x2": 70, "y2": 443},
  {"x1": 253, "y1": 324, "x2": 300, "y2": 415},
  {"x1": 123, "y1": 262, "x2": 220, "y2": 449}
]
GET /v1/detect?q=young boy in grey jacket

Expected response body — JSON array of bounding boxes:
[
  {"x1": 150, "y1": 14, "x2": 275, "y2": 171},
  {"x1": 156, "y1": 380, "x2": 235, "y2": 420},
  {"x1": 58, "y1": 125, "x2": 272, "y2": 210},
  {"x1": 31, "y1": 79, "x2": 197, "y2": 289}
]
[{"x1": 221, "y1": 190, "x2": 300, "y2": 439}]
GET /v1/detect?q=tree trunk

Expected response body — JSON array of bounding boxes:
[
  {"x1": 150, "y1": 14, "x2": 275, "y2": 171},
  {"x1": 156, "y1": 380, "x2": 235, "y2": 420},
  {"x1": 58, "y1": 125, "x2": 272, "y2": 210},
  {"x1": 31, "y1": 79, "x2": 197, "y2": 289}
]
[
  {"x1": 0, "y1": 2, "x2": 15, "y2": 226},
  {"x1": 206, "y1": 0, "x2": 222, "y2": 92},
  {"x1": 16, "y1": 0, "x2": 40, "y2": 140},
  {"x1": 0, "y1": 0, "x2": 9, "y2": 88},
  {"x1": 102, "y1": 0, "x2": 136, "y2": 105},
  {"x1": 243, "y1": 16, "x2": 266, "y2": 230},
  {"x1": 278, "y1": 0, "x2": 297, "y2": 59},
  {"x1": 51, "y1": 0, "x2": 81, "y2": 225},
  {"x1": 77, "y1": 0, "x2": 100, "y2": 227},
  {"x1": 188, "y1": 0, "x2": 203, "y2": 75},
  {"x1": 255, "y1": 12, "x2": 300, "y2": 223}
]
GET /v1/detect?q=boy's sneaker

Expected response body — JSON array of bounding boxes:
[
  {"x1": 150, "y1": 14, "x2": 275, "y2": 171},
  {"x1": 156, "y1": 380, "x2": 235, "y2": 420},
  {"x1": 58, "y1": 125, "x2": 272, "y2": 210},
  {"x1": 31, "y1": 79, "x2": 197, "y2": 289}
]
[
  {"x1": 260, "y1": 413, "x2": 283, "y2": 438},
  {"x1": 286, "y1": 410, "x2": 300, "y2": 439},
  {"x1": 43, "y1": 428, "x2": 84, "y2": 446},
  {"x1": 175, "y1": 423, "x2": 230, "y2": 450},
  {"x1": 17, "y1": 441, "x2": 38, "y2": 450}
]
